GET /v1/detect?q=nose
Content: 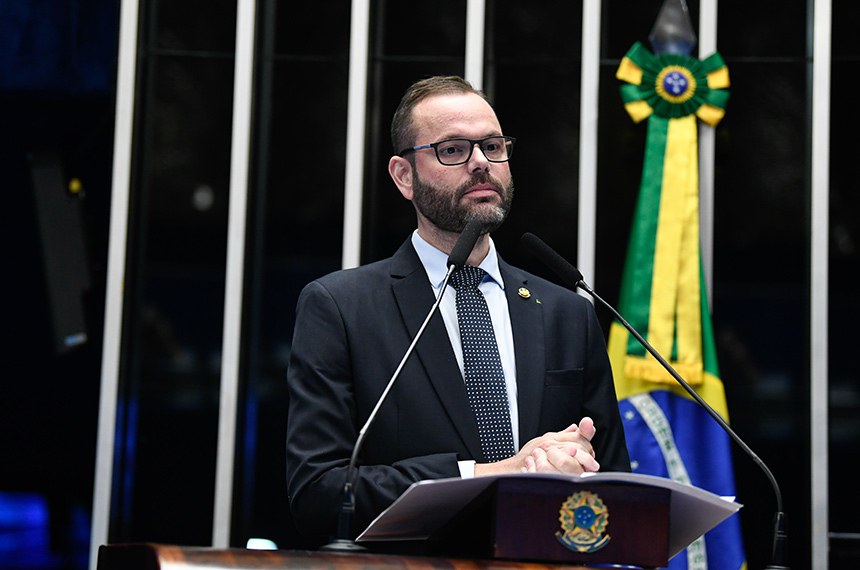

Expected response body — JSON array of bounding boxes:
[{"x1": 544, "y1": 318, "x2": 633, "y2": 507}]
[{"x1": 467, "y1": 143, "x2": 491, "y2": 172}]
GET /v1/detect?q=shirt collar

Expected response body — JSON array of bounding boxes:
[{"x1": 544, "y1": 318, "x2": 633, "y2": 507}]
[{"x1": 411, "y1": 230, "x2": 505, "y2": 291}]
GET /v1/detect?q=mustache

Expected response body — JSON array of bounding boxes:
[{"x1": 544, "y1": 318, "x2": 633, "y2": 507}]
[{"x1": 454, "y1": 173, "x2": 505, "y2": 200}]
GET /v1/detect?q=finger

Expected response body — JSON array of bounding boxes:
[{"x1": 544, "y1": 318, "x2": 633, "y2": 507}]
[
  {"x1": 524, "y1": 455, "x2": 536, "y2": 473},
  {"x1": 549, "y1": 446, "x2": 601, "y2": 474},
  {"x1": 562, "y1": 422, "x2": 579, "y2": 433},
  {"x1": 543, "y1": 445, "x2": 584, "y2": 475},
  {"x1": 531, "y1": 447, "x2": 552, "y2": 472},
  {"x1": 562, "y1": 440, "x2": 594, "y2": 458},
  {"x1": 572, "y1": 447, "x2": 600, "y2": 472},
  {"x1": 577, "y1": 416, "x2": 596, "y2": 441}
]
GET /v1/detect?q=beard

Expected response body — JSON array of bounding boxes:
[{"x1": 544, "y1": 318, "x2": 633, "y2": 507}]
[{"x1": 411, "y1": 170, "x2": 514, "y2": 234}]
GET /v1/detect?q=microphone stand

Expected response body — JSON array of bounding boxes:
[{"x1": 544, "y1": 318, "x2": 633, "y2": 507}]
[
  {"x1": 576, "y1": 279, "x2": 789, "y2": 569},
  {"x1": 520, "y1": 232, "x2": 788, "y2": 568},
  {"x1": 321, "y1": 264, "x2": 459, "y2": 551}
]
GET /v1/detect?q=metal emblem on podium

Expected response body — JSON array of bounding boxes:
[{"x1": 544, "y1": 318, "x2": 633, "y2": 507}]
[{"x1": 555, "y1": 490, "x2": 611, "y2": 553}]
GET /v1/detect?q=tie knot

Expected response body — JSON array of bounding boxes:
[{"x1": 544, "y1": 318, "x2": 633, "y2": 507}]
[{"x1": 450, "y1": 265, "x2": 487, "y2": 290}]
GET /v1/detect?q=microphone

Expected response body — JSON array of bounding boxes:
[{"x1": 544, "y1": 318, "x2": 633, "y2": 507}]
[
  {"x1": 447, "y1": 217, "x2": 483, "y2": 268},
  {"x1": 520, "y1": 232, "x2": 789, "y2": 570},
  {"x1": 322, "y1": 220, "x2": 483, "y2": 551}
]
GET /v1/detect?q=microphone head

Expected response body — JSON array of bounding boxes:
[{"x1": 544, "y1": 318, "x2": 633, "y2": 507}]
[
  {"x1": 447, "y1": 219, "x2": 483, "y2": 269},
  {"x1": 520, "y1": 232, "x2": 584, "y2": 287}
]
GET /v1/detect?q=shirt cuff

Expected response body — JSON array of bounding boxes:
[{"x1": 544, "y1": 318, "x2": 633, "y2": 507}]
[{"x1": 457, "y1": 460, "x2": 476, "y2": 479}]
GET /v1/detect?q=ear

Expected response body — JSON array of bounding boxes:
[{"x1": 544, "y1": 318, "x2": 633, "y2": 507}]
[{"x1": 388, "y1": 156, "x2": 414, "y2": 201}]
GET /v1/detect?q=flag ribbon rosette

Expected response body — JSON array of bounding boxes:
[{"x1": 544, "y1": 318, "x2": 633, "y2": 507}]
[
  {"x1": 611, "y1": 41, "x2": 729, "y2": 395},
  {"x1": 617, "y1": 40, "x2": 730, "y2": 126}
]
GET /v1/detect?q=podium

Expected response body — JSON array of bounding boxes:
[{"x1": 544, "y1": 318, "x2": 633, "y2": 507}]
[
  {"x1": 98, "y1": 472, "x2": 739, "y2": 570},
  {"x1": 357, "y1": 472, "x2": 740, "y2": 568}
]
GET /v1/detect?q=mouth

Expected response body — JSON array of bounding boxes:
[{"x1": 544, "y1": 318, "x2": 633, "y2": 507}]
[{"x1": 461, "y1": 183, "x2": 501, "y2": 200}]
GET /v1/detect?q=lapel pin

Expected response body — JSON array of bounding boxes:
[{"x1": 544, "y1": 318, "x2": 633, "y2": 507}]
[{"x1": 518, "y1": 287, "x2": 531, "y2": 299}]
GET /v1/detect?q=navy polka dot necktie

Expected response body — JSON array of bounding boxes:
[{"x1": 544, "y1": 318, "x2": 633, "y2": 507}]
[{"x1": 450, "y1": 265, "x2": 516, "y2": 463}]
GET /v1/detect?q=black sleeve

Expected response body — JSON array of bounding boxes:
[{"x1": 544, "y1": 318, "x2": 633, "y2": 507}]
[{"x1": 583, "y1": 302, "x2": 631, "y2": 473}]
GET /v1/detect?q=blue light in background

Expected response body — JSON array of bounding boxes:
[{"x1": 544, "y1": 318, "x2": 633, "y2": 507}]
[{"x1": 0, "y1": 492, "x2": 90, "y2": 569}]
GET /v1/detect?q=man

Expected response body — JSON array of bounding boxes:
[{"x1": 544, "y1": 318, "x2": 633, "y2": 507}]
[{"x1": 285, "y1": 75, "x2": 629, "y2": 547}]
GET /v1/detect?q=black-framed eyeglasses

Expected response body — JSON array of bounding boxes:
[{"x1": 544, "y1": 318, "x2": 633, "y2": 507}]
[{"x1": 398, "y1": 135, "x2": 516, "y2": 166}]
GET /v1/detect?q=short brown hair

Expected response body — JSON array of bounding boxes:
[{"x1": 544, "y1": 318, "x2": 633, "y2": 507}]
[{"x1": 390, "y1": 75, "x2": 488, "y2": 154}]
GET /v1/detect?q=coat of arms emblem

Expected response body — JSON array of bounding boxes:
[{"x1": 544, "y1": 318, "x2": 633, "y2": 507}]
[{"x1": 555, "y1": 490, "x2": 611, "y2": 553}]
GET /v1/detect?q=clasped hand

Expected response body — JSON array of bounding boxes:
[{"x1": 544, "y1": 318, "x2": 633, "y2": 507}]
[{"x1": 474, "y1": 417, "x2": 599, "y2": 477}]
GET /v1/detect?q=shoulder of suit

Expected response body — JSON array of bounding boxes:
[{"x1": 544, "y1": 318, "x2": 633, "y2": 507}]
[
  {"x1": 306, "y1": 239, "x2": 416, "y2": 291},
  {"x1": 311, "y1": 256, "x2": 392, "y2": 289}
]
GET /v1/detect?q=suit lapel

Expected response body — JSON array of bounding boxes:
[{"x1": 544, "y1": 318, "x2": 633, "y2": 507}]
[
  {"x1": 389, "y1": 240, "x2": 484, "y2": 460},
  {"x1": 500, "y1": 260, "x2": 546, "y2": 445}
]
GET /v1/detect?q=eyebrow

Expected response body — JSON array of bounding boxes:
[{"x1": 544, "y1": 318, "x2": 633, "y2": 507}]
[{"x1": 431, "y1": 132, "x2": 504, "y2": 141}]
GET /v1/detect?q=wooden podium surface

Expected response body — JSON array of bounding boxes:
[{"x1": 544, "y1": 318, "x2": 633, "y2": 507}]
[{"x1": 97, "y1": 543, "x2": 591, "y2": 570}]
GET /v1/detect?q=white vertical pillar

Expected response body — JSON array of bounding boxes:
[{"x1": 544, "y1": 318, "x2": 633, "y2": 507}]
[
  {"x1": 810, "y1": 0, "x2": 831, "y2": 567},
  {"x1": 577, "y1": 0, "x2": 601, "y2": 295},
  {"x1": 89, "y1": 0, "x2": 140, "y2": 568},
  {"x1": 698, "y1": 0, "x2": 717, "y2": 304},
  {"x1": 212, "y1": 0, "x2": 258, "y2": 547},
  {"x1": 465, "y1": 0, "x2": 486, "y2": 90},
  {"x1": 341, "y1": 0, "x2": 371, "y2": 270}
]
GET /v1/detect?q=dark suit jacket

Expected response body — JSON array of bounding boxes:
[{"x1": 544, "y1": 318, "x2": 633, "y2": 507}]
[{"x1": 285, "y1": 239, "x2": 630, "y2": 546}]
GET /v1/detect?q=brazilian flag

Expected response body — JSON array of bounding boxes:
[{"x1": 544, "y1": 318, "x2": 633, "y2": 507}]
[{"x1": 611, "y1": 42, "x2": 746, "y2": 570}]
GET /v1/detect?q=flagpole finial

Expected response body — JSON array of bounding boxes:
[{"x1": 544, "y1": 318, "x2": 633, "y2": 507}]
[{"x1": 649, "y1": 0, "x2": 697, "y2": 56}]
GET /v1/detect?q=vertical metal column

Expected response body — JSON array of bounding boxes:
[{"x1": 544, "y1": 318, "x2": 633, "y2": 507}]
[
  {"x1": 810, "y1": 0, "x2": 832, "y2": 567},
  {"x1": 698, "y1": 0, "x2": 717, "y2": 302},
  {"x1": 465, "y1": 0, "x2": 486, "y2": 90},
  {"x1": 577, "y1": 0, "x2": 601, "y2": 293},
  {"x1": 212, "y1": 0, "x2": 258, "y2": 548},
  {"x1": 89, "y1": 0, "x2": 140, "y2": 568},
  {"x1": 341, "y1": 0, "x2": 371, "y2": 270}
]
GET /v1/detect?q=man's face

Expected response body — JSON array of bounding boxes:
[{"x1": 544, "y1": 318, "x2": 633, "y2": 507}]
[{"x1": 407, "y1": 93, "x2": 514, "y2": 233}]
